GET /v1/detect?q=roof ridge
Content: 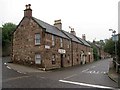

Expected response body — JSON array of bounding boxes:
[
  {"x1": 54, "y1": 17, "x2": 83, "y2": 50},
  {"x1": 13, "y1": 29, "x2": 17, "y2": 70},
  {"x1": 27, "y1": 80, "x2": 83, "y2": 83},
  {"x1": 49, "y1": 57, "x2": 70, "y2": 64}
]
[{"x1": 32, "y1": 17, "x2": 55, "y2": 28}]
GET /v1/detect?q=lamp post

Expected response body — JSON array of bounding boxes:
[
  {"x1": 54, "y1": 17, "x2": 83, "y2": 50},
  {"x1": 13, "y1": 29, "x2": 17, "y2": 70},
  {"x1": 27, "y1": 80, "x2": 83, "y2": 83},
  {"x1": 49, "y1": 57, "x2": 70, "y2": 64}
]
[{"x1": 109, "y1": 29, "x2": 118, "y2": 72}]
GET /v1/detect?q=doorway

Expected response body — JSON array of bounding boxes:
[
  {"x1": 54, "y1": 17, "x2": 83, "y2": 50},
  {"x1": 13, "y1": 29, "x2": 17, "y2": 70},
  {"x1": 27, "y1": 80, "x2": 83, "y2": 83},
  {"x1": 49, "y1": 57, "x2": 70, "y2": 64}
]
[
  {"x1": 88, "y1": 55, "x2": 90, "y2": 62},
  {"x1": 61, "y1": 54, "x2": 63, "y2": 67}
]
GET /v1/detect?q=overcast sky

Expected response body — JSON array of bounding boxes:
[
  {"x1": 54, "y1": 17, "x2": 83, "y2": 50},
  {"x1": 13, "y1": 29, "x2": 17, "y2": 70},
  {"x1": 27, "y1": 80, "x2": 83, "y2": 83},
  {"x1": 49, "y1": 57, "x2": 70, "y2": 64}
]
[{"x1": 0, "y1": 0, "x2": 119, "y2": 41}]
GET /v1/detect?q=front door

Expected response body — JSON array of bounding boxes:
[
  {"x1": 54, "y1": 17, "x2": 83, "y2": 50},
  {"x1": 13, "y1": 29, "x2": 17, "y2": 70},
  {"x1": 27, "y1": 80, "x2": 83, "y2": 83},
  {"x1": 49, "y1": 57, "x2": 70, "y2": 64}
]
[
  {"x1": 88, "y1": 55, "x2": 90, "y2": 62},
  {"x1": 61, "y1": 54, "x2": 63, "y2": 67}
]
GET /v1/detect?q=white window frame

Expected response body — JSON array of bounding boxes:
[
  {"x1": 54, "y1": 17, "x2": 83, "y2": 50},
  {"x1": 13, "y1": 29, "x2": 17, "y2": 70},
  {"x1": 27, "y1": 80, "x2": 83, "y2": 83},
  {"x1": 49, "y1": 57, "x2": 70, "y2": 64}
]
[
  {"x1": 60, "y1": 38, "x2": 63, "y2": 47},
  {"x1": 52, "y1": 54, "x2": 56, "y2": 64},
  {"x1": 35, "y1": 33, "x2": 40, "y2": 45},
  {"x1": 35, "y1": 54, "x2": 41, "y2": 64},
  {"x1": 52, "y1": 35, "x2": 55, "y2": 46},
  {"x1": 67, "y1": 55, "x2": 70, "y2": 60}
]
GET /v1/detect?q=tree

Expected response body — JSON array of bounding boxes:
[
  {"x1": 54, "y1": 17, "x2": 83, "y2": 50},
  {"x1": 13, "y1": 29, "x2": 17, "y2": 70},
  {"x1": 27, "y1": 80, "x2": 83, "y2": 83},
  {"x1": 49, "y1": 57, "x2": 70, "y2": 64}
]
[
  {"x1": 92, "y1": 46, "x2": 99, "y2": 61},
  {"x1": 104, "y1": 38, "x2": 115, "y2": 55},
  {"x1": 2, "y1": 23, "x2": 16, "y2": 47},
  {"x1": 117, "y1": 34, "x2": 120, "y2": 63}
]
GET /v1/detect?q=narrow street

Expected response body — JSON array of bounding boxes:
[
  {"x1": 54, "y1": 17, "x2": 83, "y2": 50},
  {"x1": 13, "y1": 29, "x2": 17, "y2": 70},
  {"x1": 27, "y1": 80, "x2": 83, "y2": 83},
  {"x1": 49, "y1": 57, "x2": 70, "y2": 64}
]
[{"x1": 2, "y1": 57, "x2": 118, "y2": 89}]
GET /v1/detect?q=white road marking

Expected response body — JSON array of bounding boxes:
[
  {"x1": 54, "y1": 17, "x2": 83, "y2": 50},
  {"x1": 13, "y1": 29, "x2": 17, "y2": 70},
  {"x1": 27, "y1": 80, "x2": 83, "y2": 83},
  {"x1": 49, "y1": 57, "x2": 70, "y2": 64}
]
[
  {"x1": 17, "y1": 71, "x2": 22, "y2": 73},
  {"x1": 82, "y1": 69, "x2": 89, "y2": 72},
  {"x1": 83, "y1": 70, "x2": 107, "y2": 75},
  {"x1": 89, "y1": 71, "x2": 92, "y2": 73},
  {"x1": 64, "y1": 74, "x2": 77, "y2": 79},
  {"x1": 59, "y1": 80, "x2": 115, "y2": 89},
  {"x1": 101, "y1": 72, "x2": 106, "y2": 74},
  {"x1": 16, "y1": 71, "x2": 26, "y2": 74},
  {"x1": 93, "y1": 71, "x2": 96, "y2": 73},
  {"x1": 6, "y1": 66, "x2": 11, "y2": 69},
  {"x1": 96, "y1": 71, "x2": 99, "y2": 74},
  {"x1": 104, "y1": 72, "x2": 106, "y2": 74}
]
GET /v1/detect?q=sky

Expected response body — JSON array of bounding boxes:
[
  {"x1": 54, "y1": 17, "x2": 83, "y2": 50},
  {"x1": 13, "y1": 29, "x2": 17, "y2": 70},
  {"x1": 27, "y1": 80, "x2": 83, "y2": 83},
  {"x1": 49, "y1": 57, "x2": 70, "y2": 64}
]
[{"x1": 0, "y1": 0, "x2": 119, "y2": 41}]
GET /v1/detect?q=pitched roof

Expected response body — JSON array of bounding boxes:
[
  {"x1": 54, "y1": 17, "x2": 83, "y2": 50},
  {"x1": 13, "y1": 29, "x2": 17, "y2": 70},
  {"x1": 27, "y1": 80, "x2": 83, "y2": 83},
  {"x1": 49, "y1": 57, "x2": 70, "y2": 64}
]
[
  {"x1": 77, "y1": 37, "x2": 91, "y2": 47},
  {"x1": 33, "y1": 17, "x2": 69, "y2": 39},
  {"x1": 62, "y1": 30, "x2": 83, "y2": 44},
  {"x1": 33, "y1": 17, "x2": 91, "y2": 46}
]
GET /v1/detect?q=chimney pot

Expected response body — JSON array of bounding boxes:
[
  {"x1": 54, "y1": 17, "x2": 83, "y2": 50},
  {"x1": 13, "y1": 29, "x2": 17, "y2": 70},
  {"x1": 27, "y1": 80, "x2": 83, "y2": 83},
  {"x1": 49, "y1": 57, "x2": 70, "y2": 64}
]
[
  {"x1": 82, "y1": 34, "x2": 86, "y2": 40},
  {"x1": 24, "y1": 4, "x2": 32, "y2": 18},
  {"x1": 70, "y1": 28, "x2": 76, "y2": 36}
]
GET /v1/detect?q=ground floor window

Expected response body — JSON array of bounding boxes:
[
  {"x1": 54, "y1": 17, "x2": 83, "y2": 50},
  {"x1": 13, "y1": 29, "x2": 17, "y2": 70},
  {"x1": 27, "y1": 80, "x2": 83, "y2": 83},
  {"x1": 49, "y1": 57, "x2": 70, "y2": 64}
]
[
  {"x1": 52, "y1": 54, "x2": 56, "y2": 64},
  {"x1": 35, "y1": 54, "x2": 41, "y2": 64}
]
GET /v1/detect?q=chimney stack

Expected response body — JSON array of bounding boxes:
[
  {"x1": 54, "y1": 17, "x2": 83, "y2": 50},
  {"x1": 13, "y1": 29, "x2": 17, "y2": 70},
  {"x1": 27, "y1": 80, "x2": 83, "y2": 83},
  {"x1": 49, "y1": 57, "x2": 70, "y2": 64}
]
[
  {"x1": 82, "y1": 34, "x2": 86, "y2": 40},
  {"x1": 69, "y1": 26, "x2": 76, "y2": 36},
  {"x1": 24, "y1": 4, "x2": 32, "y2": 18},
  {"x1": 54, "y1": 19, "x2": 62, "y2": 30}
]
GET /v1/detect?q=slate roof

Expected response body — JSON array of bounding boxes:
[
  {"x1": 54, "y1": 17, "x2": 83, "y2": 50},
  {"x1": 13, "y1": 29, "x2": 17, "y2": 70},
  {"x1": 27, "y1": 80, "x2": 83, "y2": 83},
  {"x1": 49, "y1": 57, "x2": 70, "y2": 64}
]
[
  {"x1": 62, "y1": 30, "x2": 83, "y2": 44},
  {"x1": 77, "y1": 37, "x2": 91, "y2": 47},
  {"x1": 33, "y1": 17, "x2": 91, "y2": 46},
  {"x1": 33, "y1": 17, "x2": 69, "y2": 39}
]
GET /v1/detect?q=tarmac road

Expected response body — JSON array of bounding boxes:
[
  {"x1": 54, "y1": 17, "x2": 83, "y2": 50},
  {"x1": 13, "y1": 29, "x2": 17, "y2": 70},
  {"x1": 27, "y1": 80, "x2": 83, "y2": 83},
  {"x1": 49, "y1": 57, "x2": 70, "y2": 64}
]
[{"x1": 2, "y1": 57, "x2": 119, "y2": 89}]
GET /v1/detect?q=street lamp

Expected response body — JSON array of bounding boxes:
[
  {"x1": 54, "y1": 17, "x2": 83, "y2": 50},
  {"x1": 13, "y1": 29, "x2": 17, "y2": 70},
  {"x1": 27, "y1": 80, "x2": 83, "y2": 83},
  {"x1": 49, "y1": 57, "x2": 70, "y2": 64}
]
[{"x1": 109, "y1": 29, "x2": 118, "y2": 72}]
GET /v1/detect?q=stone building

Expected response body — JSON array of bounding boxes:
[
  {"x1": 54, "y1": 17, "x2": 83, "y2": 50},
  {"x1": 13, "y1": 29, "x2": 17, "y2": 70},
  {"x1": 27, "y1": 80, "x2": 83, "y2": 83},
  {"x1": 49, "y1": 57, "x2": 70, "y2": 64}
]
[{"x1": 12, "y1": 4, "x2": 93, "y2": 70}]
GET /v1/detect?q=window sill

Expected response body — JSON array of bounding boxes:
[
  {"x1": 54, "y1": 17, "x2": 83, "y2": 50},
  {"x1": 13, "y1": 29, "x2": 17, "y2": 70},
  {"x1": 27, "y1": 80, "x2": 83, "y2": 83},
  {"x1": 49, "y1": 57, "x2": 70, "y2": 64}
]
[{"x1": 35, "y1": 43, "x2": 41, "y2": 46}]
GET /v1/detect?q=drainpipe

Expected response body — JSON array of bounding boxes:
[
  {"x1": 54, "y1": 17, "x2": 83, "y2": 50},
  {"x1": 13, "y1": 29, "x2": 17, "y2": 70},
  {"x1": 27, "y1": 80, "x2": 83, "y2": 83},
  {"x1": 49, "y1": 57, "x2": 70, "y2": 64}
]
[{"x1": 71, "y1": 40, "x2": 73, "y2": 66}]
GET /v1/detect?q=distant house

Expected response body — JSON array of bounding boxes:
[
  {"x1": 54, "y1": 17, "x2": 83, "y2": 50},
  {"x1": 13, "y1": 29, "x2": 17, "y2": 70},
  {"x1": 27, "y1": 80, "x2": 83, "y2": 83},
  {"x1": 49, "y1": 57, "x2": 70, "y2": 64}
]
[
  {"x1": 12, "y1": 4, "x2": 93, "y2": 70},
  {"x1": 89, "y1": 40, "x2": 110, "y2": 60}
]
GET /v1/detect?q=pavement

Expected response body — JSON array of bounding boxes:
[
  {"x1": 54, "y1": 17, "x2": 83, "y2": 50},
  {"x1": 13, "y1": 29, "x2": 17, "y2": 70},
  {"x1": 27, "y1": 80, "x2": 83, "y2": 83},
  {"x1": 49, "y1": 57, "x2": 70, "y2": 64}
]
[
  {"x1": 3, "y1": 57, "x2": 119, "y2": 88},
  {"x1": 108, "y1": 67, "x2": 120, "y2": 83},
  {"x1": 5, "y1": 59, "x2": 120, "y2": 82},
  {"x1": 107, "y1": 60, "x2": 120, "y2": 88},
  {"x1": 5, "y1": 63, "x2": 46, "y2": 74}
]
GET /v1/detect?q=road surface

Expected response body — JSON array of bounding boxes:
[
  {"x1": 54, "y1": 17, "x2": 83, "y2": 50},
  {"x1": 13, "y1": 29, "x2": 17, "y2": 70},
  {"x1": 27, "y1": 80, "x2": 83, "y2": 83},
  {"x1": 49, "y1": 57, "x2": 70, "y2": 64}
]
[{"x1": 2, "y1": 57, "x2": 118, "y2": 89}]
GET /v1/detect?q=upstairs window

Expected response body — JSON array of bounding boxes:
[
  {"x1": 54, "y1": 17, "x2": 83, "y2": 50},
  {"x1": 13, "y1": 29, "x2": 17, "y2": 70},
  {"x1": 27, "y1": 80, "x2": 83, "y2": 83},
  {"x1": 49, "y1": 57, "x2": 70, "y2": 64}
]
[
  {"x1": 60, "y1": 38, "x2": 63, "y2": 47},
  {"x1": 35, "y1": 33, "x2": 40, "y2": 45},
  {"x1": 68, "y1": 40, "x2": 71, "y2": 48},
  {"x1": 52, "y1": 35, "x2": 55, "y2": 46}
]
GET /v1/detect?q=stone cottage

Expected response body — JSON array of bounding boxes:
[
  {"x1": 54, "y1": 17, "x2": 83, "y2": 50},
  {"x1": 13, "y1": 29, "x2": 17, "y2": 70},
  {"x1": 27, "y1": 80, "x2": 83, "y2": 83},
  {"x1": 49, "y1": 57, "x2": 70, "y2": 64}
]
[{"x1": 12, "y1": 4, "x2": 93, "y2": 70}]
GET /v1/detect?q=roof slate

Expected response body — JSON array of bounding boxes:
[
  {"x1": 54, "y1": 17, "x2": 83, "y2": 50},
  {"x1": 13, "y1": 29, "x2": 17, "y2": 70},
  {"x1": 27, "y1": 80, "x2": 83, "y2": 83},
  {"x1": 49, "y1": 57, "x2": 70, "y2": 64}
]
[
  {"x1": 33, "y1": 17, "x2": 91, "y2": 46},
  {"x1": 62, "y1": 30, "x2": 83, "y2": 44},
  {"x1": 33, "y1": 17, "x2": 69, "y2": 39},
  {"x1": 77, "y1": 37, "x2": 91, "y2": 47}
]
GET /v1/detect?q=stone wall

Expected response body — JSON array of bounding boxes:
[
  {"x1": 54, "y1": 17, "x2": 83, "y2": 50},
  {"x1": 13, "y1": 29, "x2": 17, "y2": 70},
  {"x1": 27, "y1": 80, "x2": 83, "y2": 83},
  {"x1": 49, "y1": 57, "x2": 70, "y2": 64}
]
[
  {"x1": 12, "y1": 17, "x2": 94, "y2": 70},
  {"x1": 12, "y1": 17, "x2": 45, "y2": 67}
]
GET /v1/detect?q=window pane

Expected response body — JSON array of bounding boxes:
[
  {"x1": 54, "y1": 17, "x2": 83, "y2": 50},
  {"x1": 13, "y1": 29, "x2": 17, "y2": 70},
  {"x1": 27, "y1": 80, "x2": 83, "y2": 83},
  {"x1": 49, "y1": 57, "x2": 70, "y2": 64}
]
[
  {"x1": 36, "y1": 40, "x2": 40, "y2": 43},
  {"x1": 35, "y1": 34, "x2": 40, "y2": 39},
  {"x1": 60, "y1": 38, "x2": 63, "y2": 47},
  {"x1": 52, "y1": 55, "x2": 55, "y2": 64},
  {"x1": 35, "y1": 54, "x2": 41, "y2": 64},
  {"x1": 35, "y1": 34, "x2": 40, "y2": 45}
]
